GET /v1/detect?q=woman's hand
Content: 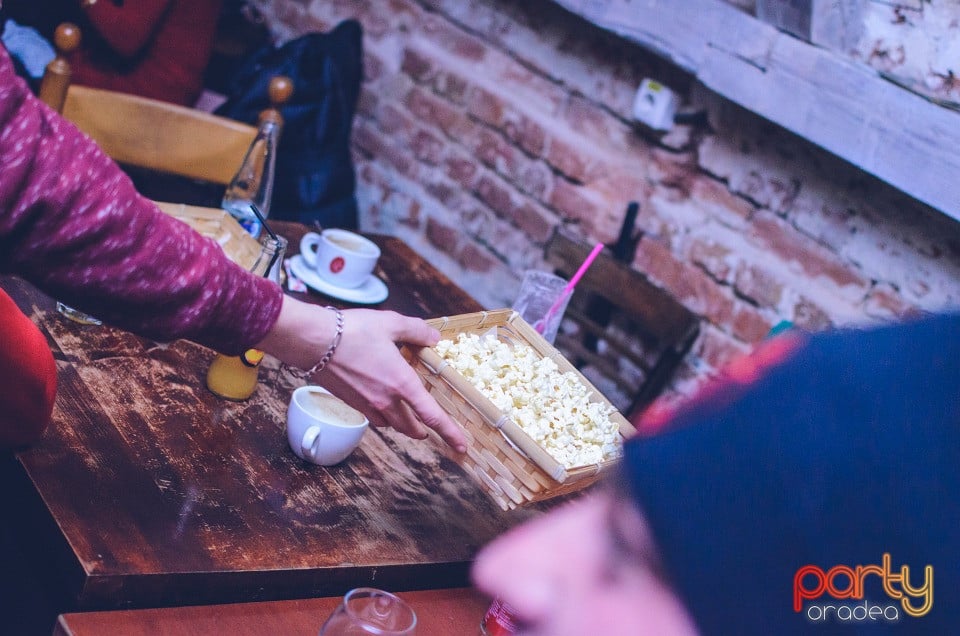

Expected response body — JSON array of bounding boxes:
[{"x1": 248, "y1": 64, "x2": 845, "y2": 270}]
[{"x1": 257, "y1": 296, "x2": 467, "y2": 453}]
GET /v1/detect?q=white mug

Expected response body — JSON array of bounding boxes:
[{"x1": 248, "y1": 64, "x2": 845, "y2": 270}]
[
  {"x1": 299, "y1": 229, "x2": 381, "y2": 289},
  {"x1": 286, "y1": 386, "x2": 368, "y2": 466}
]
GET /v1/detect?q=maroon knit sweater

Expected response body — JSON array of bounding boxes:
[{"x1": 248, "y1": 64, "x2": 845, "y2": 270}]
[{"x1": 0, "y1": 45, "x2": 283, "y2": 355}]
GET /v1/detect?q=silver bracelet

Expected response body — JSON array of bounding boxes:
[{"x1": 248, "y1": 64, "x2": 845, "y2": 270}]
[{"x1": 304, "y1": 306, "x2": 344, "y2": 375}]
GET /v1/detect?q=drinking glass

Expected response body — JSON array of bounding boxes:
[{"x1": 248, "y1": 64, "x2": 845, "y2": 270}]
[
  {"x1": 318, "y1": 588, "x2": 417, "y2": 635},
  {"x1": 511, "y1": 270, "x2": 570, "y2": 344}
]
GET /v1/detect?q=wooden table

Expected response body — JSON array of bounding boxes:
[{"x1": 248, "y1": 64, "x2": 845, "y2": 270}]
[
  {"x1": 53, "y1": 588, "x2": 489, "y2": 635},
  {"x1": 1, "y1": 224, "x2": 537, "y2": 630}
]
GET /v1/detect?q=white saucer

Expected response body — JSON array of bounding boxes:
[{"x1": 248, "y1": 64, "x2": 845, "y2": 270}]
[{"x1": 289, "y1": 255, "x2": 389, "y2": 305}]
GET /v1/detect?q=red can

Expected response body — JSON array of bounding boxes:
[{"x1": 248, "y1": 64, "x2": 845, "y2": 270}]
[{"x1": 480, "y1": 597, "x2": 519, "y2": 635}]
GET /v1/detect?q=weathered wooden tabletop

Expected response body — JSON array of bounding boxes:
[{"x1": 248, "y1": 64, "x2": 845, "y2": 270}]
[{"x1": 3, "y1": 223, "x2": 538, "y2": 613}]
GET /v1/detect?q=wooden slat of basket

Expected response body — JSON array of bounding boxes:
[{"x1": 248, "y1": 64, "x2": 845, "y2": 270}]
[
  {"x1": 477, "y1": 430, "x2": 542, "y2": 494},
  {"x1": 481, "y1": 447, "x2": 541, "y2": 493},
  {"x1": 494, "y1": 474, "x2": 524, "y2": 506},
  {"x1": 464, "y1": 463, "x2": 511, "y2": 511},
  {"x1": 480, "y1": 448, "x2": 515, "y2": 482},
  {"x1": 415, "y1": 369, "x2": 532, "y2": 508},
  {"x1": 529, "y1": 468, "x2": 557, "y2": 491},
  {"x1": 465, "y1": 446, "x2": 484, "y2": 466},
  {"x1": 439, "y1": 399, "x2": 531, "y2": 510}
]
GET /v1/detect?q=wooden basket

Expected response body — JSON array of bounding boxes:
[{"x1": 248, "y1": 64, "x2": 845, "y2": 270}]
[
  {"x1": 154, "y1": 201, "x2": 262, "y2": 269},
  {"x1": 407, "y1": 309, "x2": 635, "y2": 511}
]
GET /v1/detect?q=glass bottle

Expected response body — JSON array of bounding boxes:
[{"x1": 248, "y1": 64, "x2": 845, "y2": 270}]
[
  {"x1": 206, "y1": 235, "x2": 287, "y2": 401},
  {"x1": 221, "y1": 76, "x2": 292, "y2": 239},
  {"x1": 221, "y1": 118, "x2": 279, "y2": 239}
]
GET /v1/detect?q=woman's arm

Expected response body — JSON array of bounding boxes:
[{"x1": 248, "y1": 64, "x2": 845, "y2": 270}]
[
  {"x1": 0, "y1": 45, "x2": 465, "y2": 450},
  {"x1": 0, "y1": 44, "x2": 281, "y2": 353}
]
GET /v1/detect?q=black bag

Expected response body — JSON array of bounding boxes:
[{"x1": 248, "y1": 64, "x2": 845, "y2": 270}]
[{"x1": 215, "y1": 20, "x2": 363, "y2": 229}]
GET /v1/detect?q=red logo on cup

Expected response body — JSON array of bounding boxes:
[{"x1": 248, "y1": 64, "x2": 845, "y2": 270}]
[{"x1": 329, "y1": 256, "x2": 346, "y2": 274}]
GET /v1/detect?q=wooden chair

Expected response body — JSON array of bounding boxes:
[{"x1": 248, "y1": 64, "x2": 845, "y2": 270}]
[
  {"x1": 38, "y1": 22, "x2": 292, "y2": 187},
  {"x1": 544, "y1": 227, "x2": 700, "y2": 418}
]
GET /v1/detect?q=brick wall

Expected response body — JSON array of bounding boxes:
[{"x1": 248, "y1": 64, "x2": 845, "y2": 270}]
[{"x1": 252, "y1": 0, "x2": 960, "y2": 404}]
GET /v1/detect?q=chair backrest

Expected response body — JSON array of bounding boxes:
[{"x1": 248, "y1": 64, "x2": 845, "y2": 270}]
[
  {"x1": 39, "y1": 23, "x2": 292, "y2": 187},
  {"x1": 544, "y1": 227, "x2": 700, "y2": 417}
]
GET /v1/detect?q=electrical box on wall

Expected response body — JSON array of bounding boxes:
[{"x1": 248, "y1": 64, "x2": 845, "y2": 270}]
[{"x1": 632, "y1": 78, "x2": 678, "y2": 131}]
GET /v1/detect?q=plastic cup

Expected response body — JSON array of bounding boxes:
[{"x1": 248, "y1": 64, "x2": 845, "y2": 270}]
[{"x1": 511, "y1": 270, "x2": 571, "y2": 344}]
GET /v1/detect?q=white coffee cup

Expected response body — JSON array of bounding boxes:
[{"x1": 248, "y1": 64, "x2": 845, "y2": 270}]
[
  {"x1": 299, "y1": 229, "x2": 381, "y2": 289},
  {"x1": 286, "y1": 385, "x2": 369, "y2": 466}
]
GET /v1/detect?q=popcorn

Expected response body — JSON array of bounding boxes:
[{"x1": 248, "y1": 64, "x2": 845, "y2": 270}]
[{"x1": 436, "y1": 332, "x2": 622, "y2": 469}]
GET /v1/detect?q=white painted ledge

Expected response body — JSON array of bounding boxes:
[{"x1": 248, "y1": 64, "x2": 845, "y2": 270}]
[{"x1": 554, "y1": 0, "x2": 960, "y2": 221}]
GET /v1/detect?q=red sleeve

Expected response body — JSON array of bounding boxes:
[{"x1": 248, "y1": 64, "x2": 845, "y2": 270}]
[
  {"x1": 0, "y1": 45, "x2": 283, "y2": 354},
  {"x1": 80, "y1": 0, "x2": 173, "y2": 58},
  {"x1": 0, "y1": 289, "x2": 57, "y2": 449}
]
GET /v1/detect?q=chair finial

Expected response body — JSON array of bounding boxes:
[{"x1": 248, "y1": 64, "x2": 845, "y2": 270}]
[
  {"x1": 39, "y1": 22, "x2": 82, "y2": 112},
  {"x1": 53, "y1": 23, "x2": 82, "y2": 54},
  {"x1": 258, "y1": 75, "x2": 293, "y2": 127}
]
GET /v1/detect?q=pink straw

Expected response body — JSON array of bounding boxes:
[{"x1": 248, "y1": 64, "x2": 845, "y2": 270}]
[
  {"x1": 535, "y1": 242, "x2": 604, "y2": 334},
  {"x1": 565, "y1": 242, "x2": 604, "y2": 293}
]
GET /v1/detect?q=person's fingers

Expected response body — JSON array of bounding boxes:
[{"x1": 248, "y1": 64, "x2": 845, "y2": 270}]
[
  {"x1": 325, "y1": 366, "x2": 465, "y2": 451},
  {"x1": 393, "y1": 399, "x2": 430, "y2": 440},
  {"x1": 399, "y1": 378, "x2": 467, "y2": 452},
  {"x1": 366, "y1": 404, "x2": 427, "y2": 439},
  {"x1": 381, "y1": 311, "x2": 442, "y2": 348},
  {"x1": 319, "y1": 369, "x2": 430, "y2": 437},
  {"x1": 331, "y1": 381, "x2": 390, "y2": 426}
]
